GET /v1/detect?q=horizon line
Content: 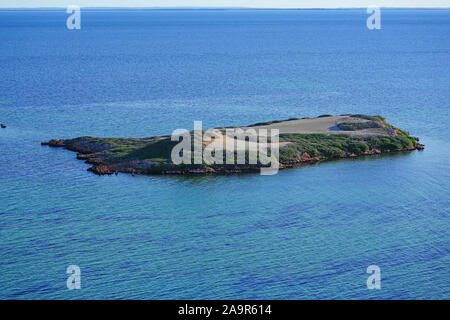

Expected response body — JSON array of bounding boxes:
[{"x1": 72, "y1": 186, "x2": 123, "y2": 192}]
[{"x1": 1, "y1": 6, "x2": 450, "y2": 10}]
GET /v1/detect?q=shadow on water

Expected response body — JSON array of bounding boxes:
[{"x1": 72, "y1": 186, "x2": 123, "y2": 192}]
[
  {"x1": 316, "y1": 149, "x2": 419, "y2": 165},
  {"x1": 119, "y1": 149, "x2": 420, "y2": 184}
]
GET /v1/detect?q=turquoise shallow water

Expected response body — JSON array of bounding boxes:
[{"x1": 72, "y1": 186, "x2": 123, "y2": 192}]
[{"x1": 0, "y1": 9, "x2": 449, "y2": 299}]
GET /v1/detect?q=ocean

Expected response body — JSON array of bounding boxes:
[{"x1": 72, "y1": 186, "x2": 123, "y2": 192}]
[{"x1": 0, "y1": 8, "x2": 449, "y2": 299}]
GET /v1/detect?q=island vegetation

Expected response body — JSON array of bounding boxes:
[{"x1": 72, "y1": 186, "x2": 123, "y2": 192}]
[{"x1": 41, "y1": 114, "x2": 424, "y2": 175}]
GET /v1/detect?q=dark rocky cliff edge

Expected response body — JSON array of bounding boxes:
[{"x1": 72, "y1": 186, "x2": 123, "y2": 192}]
[{"x1": 41, "y1": 114, "x2": 424, "y2": 176}]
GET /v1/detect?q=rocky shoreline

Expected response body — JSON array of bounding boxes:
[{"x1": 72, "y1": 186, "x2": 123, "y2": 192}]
[
  {"x1": 41, "y1": 138, "x2": 424, "y2": 175},
  {"x1": 41, "y1": 114, "x2": 425, "y2": 176}
]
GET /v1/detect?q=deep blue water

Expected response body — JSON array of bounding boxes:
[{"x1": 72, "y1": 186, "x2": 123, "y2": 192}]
[{"x1": 0, "y1": 9, "x2": 449, "y2": 299}]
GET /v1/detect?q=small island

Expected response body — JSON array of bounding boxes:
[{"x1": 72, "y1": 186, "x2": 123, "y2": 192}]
[{"x1": 42, "y1": 114, "x2": 424, "y2": 176}]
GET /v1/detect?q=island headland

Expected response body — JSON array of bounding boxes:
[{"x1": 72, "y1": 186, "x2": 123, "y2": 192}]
[{"x1": 42, "y1": 114, "x2": 424, "y2": 176}]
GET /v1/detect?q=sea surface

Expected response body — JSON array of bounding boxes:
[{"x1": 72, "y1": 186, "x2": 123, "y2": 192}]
[{"x1": 0, "y1": 8, "x2": 449, "y2": 299}]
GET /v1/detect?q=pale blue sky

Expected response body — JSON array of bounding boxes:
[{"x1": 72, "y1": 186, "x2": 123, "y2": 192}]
[{"x1": 1, "y1": 0, "x2": 449, "y2": 8}]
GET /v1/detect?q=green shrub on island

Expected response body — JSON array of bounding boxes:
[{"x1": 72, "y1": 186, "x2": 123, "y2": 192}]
[
  {"x1": 368, "y1": 135, "x2": 416, "y2": 151},
  {"x1": 337, "y1": 121, "x2": 383, "y2": 131},
  {"x1": 318, "y1": 114, "x2": 333, "y2": 118},
  {"x1": 350, "y1": 114, "x2": 386, "y2": 122},
  {"x1": 278, "y1": 129, "x2": 416, "y2": 162},
  {"x1": 45, "y1": 114, "x2": 422, "y2": 175},
  {"x1": 346, "y1": 141, "x2": 370, "y2": 154},
  {"x1": 278, "y1": 133, "x2": 362, "y2": 161}
]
